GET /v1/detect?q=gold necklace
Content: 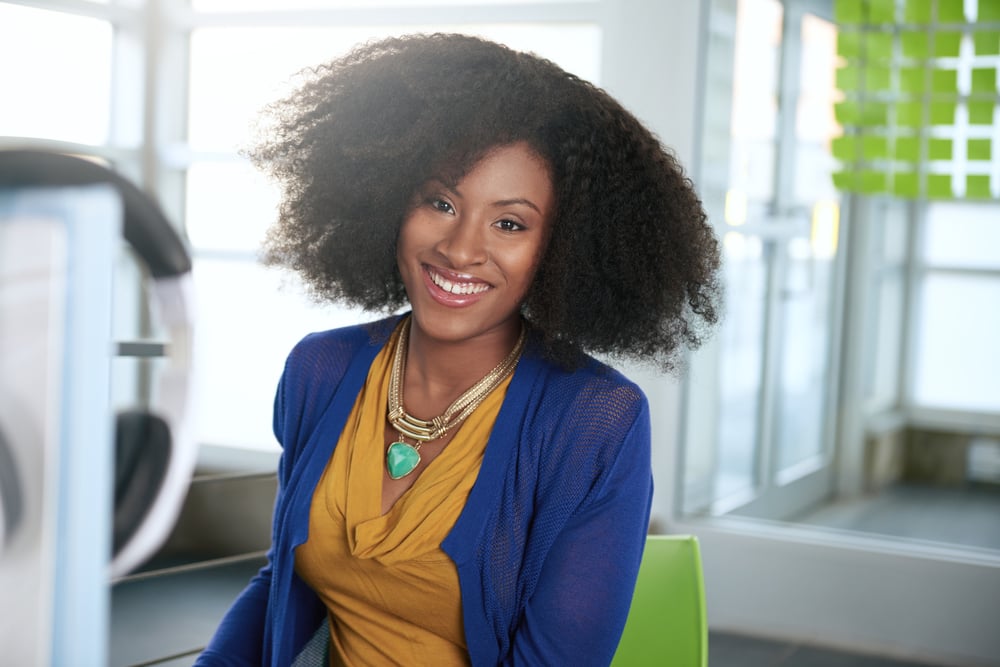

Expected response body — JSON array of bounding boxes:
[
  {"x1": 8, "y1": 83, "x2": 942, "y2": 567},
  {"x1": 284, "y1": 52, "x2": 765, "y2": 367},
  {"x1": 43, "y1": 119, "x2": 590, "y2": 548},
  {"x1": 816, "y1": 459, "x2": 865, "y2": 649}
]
[{"x1": 385, "y1": 317, "x2": 526, "y2": 480}]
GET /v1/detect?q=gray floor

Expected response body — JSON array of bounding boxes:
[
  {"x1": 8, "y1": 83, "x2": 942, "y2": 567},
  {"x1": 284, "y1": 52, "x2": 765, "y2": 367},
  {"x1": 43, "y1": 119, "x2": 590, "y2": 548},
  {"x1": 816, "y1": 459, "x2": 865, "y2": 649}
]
[
  {"x1": 123, "y1": 631, "x2": 953, "y2": 666},
  {"x1": 791, "y1": 482, "x2": 1000, "y2": 552},
  {"x1": 709, "y1": 632, "x2": 948, "y2": 667},
  {"x1": 112, "y1": 574, "x2": 959, "y2": 667},
  {"x1": 111, "y1": 482, "x2": 1000, "y2": 666}
]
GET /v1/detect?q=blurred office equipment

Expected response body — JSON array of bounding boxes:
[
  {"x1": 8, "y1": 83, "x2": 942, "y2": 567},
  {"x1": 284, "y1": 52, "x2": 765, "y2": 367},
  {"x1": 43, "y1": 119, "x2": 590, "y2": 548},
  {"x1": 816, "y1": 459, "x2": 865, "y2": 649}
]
[{"x1": 0, "y1": 150, "x2": 195, "y2": 664}]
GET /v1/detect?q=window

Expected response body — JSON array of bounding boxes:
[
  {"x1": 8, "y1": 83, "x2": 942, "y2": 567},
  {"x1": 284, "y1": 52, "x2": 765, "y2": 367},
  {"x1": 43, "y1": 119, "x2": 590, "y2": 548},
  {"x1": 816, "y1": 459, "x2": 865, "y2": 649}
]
[
  {"x1": 912, "y1": 202, "x2": 1000, "y2": 412},
  {"x1": 0, "y1": 4, "x2": 113, "y2": 146},
  {"x1": 0, "y1": 0, "x2": 603, "y2": 452},
  {"x1": 684, "y1": 0, "x2": 1000, "y2": 529}
]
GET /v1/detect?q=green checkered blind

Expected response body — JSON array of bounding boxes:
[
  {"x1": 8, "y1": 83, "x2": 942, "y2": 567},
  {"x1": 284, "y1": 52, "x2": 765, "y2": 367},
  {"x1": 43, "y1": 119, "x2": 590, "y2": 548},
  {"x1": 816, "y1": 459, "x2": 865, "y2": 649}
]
[{"x1": 833, "y1": 0, "x2": 1000, "y2": 199}]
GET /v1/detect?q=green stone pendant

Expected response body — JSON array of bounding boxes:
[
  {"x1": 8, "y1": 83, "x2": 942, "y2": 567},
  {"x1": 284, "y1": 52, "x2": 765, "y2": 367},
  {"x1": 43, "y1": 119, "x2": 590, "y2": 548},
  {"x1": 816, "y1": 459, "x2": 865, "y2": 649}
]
[{"x1": 386, "y1": 441, "x2": 421, "y2": 480}]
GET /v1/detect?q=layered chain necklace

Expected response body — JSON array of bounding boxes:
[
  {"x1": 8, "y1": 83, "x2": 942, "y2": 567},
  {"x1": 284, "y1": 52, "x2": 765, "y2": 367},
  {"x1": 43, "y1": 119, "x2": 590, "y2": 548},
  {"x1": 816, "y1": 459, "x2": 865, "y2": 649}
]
[{"x1": 385, "y1": 317, "x2": 526, "y2": 480}]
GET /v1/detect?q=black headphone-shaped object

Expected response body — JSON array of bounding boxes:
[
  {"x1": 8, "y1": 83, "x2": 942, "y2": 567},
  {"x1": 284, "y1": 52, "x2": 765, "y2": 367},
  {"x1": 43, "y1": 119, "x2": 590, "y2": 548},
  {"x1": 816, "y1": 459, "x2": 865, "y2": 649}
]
[
  {"x1": 0, "y1": 423, "x2": 23, "y2": 552},
  {"x1": 0, "y1": 149, "x2": 195, "y2": 578}
]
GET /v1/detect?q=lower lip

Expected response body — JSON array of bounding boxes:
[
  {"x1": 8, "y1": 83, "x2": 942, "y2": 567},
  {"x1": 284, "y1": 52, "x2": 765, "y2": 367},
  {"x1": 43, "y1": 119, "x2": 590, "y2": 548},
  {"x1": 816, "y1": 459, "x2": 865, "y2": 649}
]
[{"x1": 422, "y1": 266, "x2": 490, "y2": 307}]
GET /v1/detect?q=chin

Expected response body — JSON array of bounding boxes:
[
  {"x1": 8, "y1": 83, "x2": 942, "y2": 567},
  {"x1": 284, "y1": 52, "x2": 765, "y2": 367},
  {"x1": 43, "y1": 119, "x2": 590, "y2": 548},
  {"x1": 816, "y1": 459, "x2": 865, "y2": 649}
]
[{"x1": 410, "y1": 307, "x2": 517, "y2": 346}]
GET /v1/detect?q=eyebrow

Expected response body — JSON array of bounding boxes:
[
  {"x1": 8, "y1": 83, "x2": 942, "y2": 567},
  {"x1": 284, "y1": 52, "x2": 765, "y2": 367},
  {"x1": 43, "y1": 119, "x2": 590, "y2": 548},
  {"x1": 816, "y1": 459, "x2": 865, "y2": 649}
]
[
  {"x1": 493, "y1": 198, "x2": 542, "y2": 214},
  {"x1": 434, "y1": 182, "x2": 542, "y2": 215}
]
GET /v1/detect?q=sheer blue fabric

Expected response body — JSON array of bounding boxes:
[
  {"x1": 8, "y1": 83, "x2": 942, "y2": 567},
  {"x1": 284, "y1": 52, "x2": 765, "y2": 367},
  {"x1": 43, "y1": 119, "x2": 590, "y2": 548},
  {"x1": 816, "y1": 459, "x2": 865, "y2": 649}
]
[{"x1": 195, "y1": 315, "x2": 653, "y2": 667}]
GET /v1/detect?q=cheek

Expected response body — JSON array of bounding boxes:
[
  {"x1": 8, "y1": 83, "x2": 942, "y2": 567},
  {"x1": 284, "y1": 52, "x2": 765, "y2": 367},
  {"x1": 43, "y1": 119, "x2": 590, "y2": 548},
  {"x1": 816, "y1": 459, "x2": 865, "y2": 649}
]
[
  {"x1": 526, "y1": 237, "x2": 551, "y2": 279},
  {"x1": 511, "y1": 246, "x2": 547, "y2": 294},
  {"x1": 395, "y1": 217, "x2": 419, "y2": 265}
]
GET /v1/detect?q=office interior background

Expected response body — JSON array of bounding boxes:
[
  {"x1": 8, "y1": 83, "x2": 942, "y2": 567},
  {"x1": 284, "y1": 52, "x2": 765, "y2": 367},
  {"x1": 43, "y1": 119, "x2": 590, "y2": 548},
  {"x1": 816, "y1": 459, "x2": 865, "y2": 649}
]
[{"x1": 0, "y1": 0, "x2": 998, "y2": 665}]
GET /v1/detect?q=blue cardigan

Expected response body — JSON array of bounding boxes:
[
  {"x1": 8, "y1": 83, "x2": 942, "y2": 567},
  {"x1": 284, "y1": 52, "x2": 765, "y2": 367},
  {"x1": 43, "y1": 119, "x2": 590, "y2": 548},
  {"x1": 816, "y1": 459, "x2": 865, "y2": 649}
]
[{"x1": 196, "y1": 316, "x2": 653, "y2": 666}]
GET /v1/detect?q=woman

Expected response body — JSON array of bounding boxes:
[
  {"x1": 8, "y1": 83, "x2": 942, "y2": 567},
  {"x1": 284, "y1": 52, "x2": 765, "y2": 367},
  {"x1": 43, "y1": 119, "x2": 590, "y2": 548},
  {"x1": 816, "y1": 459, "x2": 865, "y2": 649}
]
[{"x1": 197, "y1": 33, "x2": 719, "y2": 666}]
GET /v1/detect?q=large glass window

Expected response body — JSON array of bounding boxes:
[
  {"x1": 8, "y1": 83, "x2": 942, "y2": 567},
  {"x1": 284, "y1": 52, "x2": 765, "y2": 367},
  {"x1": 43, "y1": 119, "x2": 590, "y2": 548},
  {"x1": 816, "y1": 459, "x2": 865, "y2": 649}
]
[
  {"x1": 685, "y1": 0, "x2": 1000, "y2": 556},
  {"x1": 0, "y1": 4, "x2": 112, "y2": 145},
  {"x1": 184, "y1": 15, "x2": 601, "y2": 450}
]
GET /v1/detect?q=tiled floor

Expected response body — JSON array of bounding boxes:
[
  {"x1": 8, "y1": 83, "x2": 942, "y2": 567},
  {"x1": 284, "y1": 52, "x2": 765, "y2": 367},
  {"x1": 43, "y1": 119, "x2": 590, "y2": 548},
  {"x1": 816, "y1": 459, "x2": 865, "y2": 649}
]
[
  {"x1": 141, "y1": 635, "x2": 949, "y2": 667},
  {"x1": 709, "y1": 632, "x2": 948, "y2": 667}
]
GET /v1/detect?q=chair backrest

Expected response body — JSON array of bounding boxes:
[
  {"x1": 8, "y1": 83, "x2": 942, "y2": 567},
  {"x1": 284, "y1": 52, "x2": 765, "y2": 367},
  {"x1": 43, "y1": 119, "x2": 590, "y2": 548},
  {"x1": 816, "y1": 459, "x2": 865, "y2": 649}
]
[{"x1": 611, "y1": 535, "x2": 707, "y2": 667}]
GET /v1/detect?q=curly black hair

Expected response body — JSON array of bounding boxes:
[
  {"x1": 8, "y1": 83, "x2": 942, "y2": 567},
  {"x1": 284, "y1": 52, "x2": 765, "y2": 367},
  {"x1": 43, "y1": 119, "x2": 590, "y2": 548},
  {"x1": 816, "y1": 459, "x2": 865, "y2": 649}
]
[{"x1": 249, "y1": 33, "x2": 720, "y2": 371}]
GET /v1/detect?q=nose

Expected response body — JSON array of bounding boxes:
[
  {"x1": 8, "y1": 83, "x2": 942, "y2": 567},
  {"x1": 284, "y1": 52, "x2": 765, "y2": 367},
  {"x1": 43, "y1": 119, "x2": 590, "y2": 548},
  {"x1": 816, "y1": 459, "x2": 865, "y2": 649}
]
[{"x1": 436, "y1": 215, "x2": 488, "y2": 268}]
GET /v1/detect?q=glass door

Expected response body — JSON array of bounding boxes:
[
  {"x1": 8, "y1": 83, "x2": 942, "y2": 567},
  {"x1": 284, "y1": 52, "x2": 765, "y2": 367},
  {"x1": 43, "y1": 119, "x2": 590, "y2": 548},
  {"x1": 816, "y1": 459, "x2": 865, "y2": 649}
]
[{"x1": 683, "y1": 0, "x2": 843, "y2": 520}]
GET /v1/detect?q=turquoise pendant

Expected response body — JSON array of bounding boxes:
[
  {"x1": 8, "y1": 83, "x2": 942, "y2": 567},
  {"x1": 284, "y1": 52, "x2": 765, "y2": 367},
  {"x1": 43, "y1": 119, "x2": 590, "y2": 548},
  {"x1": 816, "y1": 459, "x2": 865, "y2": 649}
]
[{"x1": 386, "y1": 441, "x2": 421, "y2": 480}]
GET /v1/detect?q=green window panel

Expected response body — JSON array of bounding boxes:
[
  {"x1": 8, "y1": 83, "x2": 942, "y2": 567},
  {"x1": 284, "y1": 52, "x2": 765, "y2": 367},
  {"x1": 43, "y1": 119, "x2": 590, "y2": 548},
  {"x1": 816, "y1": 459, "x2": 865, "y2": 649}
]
[
  {"x1": 901, "y1": 31, "x2": 930, "y2": 59},
  {"x1": 927, "y1": 173, "x2": 954, "y2": 199},
  {"x1": 838, "y1": 31, "x2": 863, "y2": 58},
  {"x1": 833, "y1": 135, "x2": 861, "y2": 161},
  {"x1": 867, "y1": 33, "x2": 895, "y2": 61},
  {"x1": 979, "y1": 0, "x2": 1000, "y2": 22},
  {"x1": 893, "y1": 171, "x2": 921, "y2": 197},
  {"x1": 835, "y1": 101, "x2": 860, "y2": 124},
  {"x1": 832, "y1": 0, "x2": 999, "y2": 200},
  {"x1": 931, "y1": 68, "x2": 958, "y2": 93},
  {"x1": 860, "y1": 101, "x2": 890, "y2": 125},
  {"x1": 866, "y1": 67, "x2": 892, "y2": 91},
  {"x1": 869, "y1": 0, "x2": 896, "y2": 23},
  {"x1": 900, "y1": 66, "x2": 925, "y2": 92},
  {"x1": 968, "y1": 101, "x2": 995, "y2": 124},
  {"x1": 928, "y1": 138, "x2": 953, "y2": 160},
  {"x1": 836, "y1": 0, "x2": 865, "y2": 24},
  {"x1": 895, "y1": 135, "x2": 922, "y2": 162},
  {"x1": 833, "y1": 170, "x2": 859, "y2": 190},
  {"x1": 896, "y1": 100, "x2": 924, "y2": 126},
  {"x1": 905, "y1": 0, "x2": 933, "y2": 23},
  {"x1": 934, "y1": 32, "x2": 963, "y2": 57},
  {"x1": 973, "y1": 30, "x2": 1000, "y2": 56},
  {"x1": 837, "y1": 66, "x2": 862, "y2": 90},
  {"x1": 938, "y1": 0, "x2": 967, "y2": 22},
  {"x1": 968, "y1": 139, "x2": 992, "y2": 161},
  {"x1": 860, "y1": 169, "x2": 888, "y2": 193},
  {"x1": 863, "y1": 135, "x2": 890, "y2": 160},
  {"x1": 966, "y1": 175, "x2": 993, "y2": 198},
  {"x1": 929, "y1": 101, "x2": 956, "y2": 124},
  {"x1": 971, "y1": 67, "x2": 997, "y2": 93}
]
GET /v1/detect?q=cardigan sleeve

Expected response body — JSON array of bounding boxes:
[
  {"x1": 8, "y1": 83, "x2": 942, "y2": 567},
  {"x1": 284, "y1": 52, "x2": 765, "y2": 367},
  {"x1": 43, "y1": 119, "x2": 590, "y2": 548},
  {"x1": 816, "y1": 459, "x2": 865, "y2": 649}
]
[{"x1": 505, "y1": 393, "x2": 653, "y2": 666}]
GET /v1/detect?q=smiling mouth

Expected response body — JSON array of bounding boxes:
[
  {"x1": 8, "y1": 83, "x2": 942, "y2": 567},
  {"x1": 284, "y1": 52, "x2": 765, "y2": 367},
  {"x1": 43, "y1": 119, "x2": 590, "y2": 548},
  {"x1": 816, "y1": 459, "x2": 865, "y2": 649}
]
[{"x1": 425, "y1": 265, "x2": 491, "y2": 296}]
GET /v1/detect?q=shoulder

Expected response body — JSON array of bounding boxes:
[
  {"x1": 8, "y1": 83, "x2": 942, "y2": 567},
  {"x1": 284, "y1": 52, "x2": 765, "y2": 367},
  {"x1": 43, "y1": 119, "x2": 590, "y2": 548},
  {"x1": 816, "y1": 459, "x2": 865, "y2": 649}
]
[
  {"x1": 513, "y1": 343, "x2": 650, "y2": 483},
  {"x1": 511, "y1": 343, "x2": 652, "y2": 510},
  {"x1": 526, "y1": 344, "x2": 649, "y2": 431},
  {"x1": 274, "y1": 315, "x2": 400, "y2": 441}
]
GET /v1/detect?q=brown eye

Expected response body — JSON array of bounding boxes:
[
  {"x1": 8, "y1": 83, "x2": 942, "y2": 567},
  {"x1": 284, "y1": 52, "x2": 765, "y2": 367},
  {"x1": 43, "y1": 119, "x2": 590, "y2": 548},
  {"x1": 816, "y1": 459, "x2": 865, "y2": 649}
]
[
  {"x1": 495, "y1": 218, "x2": 525, "y2": 232},
  {"x1": 429, "y1": 197, "x2": 454, "y2": 214}
]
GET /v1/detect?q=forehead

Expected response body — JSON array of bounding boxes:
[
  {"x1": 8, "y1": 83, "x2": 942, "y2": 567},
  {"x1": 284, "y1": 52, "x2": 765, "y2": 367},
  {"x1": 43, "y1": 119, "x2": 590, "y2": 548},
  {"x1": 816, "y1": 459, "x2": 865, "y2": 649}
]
[{"x1": 449, "y1": 142, "x2": 554, "y2": 204}]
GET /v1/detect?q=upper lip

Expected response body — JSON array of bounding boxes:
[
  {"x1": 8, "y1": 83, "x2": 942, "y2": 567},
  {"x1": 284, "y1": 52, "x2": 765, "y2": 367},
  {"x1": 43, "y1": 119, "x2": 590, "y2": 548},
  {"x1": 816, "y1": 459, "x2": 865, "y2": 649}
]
[
  {"x1": 424, "y1": 264, "x2": 491, "y2": 287},
  {"x1": 423, "y1": 264, "x2": 494, "y2": 297}
]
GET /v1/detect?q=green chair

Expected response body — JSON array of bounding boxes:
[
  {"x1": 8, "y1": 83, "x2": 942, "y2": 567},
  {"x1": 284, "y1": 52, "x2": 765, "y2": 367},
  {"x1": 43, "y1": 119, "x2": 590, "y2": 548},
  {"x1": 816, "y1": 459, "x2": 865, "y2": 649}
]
[{"x1": 611, "y1": 535, "x2": 707, "y2": 667}]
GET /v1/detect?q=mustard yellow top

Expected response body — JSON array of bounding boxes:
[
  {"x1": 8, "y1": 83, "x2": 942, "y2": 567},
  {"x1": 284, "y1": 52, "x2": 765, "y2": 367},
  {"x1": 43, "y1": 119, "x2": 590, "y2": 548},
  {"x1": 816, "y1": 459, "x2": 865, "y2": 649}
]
[{"x1": 294, "y1": 325, "x2": 512, "y2": 666}]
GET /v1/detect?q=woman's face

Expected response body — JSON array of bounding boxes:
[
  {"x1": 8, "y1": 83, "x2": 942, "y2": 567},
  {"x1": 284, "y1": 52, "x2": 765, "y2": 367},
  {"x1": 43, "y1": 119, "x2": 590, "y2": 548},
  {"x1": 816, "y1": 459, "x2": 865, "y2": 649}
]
[{"x1": 397, "y1": 141, "x2": 554, "y2": 349}]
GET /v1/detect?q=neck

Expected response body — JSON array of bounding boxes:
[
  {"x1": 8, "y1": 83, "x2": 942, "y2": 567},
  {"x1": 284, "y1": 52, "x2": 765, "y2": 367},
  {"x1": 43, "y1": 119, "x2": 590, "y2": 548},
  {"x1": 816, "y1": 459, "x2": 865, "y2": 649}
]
[{"x1": 402, "y1": 316, "x2": 523, "y2": 412}]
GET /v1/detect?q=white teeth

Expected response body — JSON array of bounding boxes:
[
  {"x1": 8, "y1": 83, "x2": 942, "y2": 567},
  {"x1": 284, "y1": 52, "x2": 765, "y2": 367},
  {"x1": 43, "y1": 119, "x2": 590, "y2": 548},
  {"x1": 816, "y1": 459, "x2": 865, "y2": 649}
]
[{"x1": 429, "y1": 270, "x2": 489, "y2": 295}]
